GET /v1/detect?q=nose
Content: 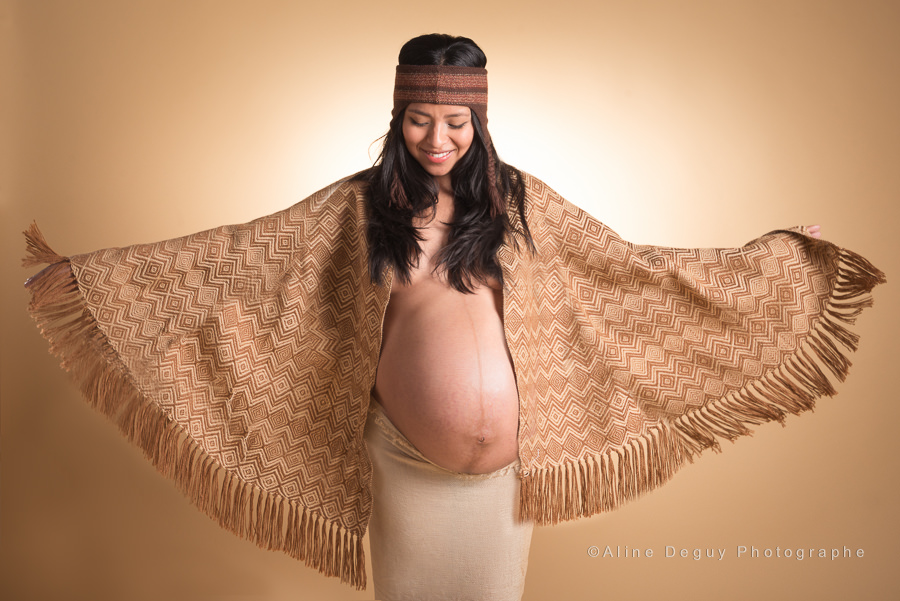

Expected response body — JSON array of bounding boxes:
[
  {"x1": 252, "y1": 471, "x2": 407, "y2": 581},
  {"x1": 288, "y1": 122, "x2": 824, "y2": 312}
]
[{"x1": 427, "y1": 123, "x2": 447, "y2": 147}]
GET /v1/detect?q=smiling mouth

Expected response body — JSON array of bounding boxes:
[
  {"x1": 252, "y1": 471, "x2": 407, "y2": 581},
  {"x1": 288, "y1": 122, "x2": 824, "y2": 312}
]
[{"x1": 424, "y1": 150, "x2": 453, "y2": 163}]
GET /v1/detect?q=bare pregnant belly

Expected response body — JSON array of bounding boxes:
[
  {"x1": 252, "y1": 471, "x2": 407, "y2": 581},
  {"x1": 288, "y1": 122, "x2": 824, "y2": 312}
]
[{"x1": 374, "y1": 277, "x2": 520, "y2": 474}]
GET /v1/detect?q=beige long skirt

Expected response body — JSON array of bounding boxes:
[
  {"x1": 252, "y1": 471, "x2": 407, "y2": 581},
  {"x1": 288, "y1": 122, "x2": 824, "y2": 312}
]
[{"x1": 364, "y1": 400, "x2": 534, "y2": 601}]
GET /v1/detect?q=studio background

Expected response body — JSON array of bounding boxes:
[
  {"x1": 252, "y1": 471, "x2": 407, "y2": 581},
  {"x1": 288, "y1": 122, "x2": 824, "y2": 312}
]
[{"x1": 2, "y1": 1, "x2": 898, "y2": 600}]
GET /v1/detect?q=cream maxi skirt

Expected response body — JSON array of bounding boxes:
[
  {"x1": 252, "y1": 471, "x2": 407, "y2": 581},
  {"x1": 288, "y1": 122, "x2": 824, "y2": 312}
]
[{"x1": 364, "y1": 400, "x2": 534, "y2": 601}]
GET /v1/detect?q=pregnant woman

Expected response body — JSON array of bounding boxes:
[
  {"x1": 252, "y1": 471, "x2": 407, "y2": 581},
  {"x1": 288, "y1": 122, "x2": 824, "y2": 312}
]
[{"x1": 24, "y1": 33, "x2": 884, "y2": 601}]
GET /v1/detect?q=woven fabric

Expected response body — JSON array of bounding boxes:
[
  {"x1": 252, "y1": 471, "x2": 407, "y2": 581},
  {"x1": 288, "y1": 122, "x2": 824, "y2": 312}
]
[
  {"x1": 23, "y1": 172, "x2": 884, "y2": 589},
  {"x1": 392, "y1": 65, "x2": 488, "y2": 120}
]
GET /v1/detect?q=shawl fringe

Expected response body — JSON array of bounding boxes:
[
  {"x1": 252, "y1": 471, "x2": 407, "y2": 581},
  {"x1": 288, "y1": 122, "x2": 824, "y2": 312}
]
[
  {"x1": 520, "y1": 245, "x2": 886, "y2": 525},
  {"x1": 22, "y1": 223, "x2": 367, "y2": 589}
]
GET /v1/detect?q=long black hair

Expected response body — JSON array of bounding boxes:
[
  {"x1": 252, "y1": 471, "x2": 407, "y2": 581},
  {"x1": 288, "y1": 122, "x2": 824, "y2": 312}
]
[{"x1": 358, "y1": 34, "x2": 532, "y2": 293}]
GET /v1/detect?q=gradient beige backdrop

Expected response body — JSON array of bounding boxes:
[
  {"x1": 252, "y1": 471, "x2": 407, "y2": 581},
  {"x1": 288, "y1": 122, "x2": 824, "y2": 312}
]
[{"x1": 2, "y1": 1, "x2": 898, "y2": 600}]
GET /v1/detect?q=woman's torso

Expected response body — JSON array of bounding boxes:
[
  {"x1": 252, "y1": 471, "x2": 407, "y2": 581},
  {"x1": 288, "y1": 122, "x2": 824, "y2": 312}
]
[{"x1": 373, "y1": 198, "x2": 520, "y2": 474}]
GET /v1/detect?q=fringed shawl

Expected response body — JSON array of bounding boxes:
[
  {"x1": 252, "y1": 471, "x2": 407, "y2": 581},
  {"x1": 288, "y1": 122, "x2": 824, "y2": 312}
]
[{"x1": 23, "y1": 172, "x2": 885, "y2": 589}]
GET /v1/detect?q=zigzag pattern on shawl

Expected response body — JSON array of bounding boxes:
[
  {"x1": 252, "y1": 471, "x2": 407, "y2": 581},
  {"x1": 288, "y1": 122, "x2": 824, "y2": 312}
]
[
  {"x1": 23, "y1": 179, "x2": 391, "y2": 589},
  {"x1": 501, "y1": 175, "x2": 885, "y2": 525}
]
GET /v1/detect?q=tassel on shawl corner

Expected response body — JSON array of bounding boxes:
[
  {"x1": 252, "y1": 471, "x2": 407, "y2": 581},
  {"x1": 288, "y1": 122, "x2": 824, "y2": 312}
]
[
  {"x1": 835, "y1": 247, "x2": 886, "y2": 298},
  {"x1": 23, "y1": 222, "x2": 67, "y2": 268},
  {"x1": 808, "y1": 246, "x2": 885, "y2": 382}
]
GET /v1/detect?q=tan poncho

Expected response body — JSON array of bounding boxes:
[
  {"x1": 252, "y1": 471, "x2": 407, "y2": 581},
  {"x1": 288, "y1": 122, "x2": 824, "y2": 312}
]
[{"x1": 24, "y1": 172, "x2": 884, "y2": 589}]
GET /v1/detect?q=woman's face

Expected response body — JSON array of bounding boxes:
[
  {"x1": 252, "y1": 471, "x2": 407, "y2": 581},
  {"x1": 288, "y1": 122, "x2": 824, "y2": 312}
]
[{"x1": 401, "y1": 103, "x2": 474, "y2": 187}]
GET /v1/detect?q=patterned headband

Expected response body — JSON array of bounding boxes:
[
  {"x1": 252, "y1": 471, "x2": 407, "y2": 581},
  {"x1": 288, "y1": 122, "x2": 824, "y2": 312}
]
[{"x1": 391, "y1": 65, "x2": 489, "y2": 134}]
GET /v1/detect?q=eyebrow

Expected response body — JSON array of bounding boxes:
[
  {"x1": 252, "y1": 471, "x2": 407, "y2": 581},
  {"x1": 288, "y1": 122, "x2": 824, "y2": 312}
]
[{"x1": 408, "y1": 108, "x2": 470, "y2": 119}]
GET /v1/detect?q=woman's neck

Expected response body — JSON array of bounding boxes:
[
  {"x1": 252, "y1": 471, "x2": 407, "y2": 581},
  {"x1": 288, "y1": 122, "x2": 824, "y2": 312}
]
[{"x1": 435, "y1": 173, "x2": 453, "y2": 197}]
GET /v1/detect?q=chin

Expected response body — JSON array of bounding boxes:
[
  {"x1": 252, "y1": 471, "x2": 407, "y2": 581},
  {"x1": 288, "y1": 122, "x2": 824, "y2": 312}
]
[
  {"x1": 427, "y1": 166, "x2": 453, "y2": 177},
  {"x1": 418, "y1": 162, "x2": 453, "y2": 178}
]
